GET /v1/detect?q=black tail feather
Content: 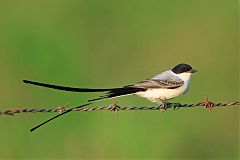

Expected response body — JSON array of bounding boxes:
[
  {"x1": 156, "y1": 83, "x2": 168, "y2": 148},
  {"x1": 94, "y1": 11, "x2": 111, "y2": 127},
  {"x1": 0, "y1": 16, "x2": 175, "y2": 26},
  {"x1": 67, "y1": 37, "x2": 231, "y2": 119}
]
[
  {"x1": 30, "y1": 102, "x2": 92, "y2": 132},
  {"x1": 23, "y1": 80, "x2": 121, "y2": 92}
]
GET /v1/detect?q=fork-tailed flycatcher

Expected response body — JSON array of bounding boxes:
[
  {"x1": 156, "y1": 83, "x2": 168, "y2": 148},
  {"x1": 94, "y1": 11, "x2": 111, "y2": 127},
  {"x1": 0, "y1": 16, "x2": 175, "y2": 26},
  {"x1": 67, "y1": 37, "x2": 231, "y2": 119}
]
[{"x1": 24, "y1": 63, "x2": 197, "y2": 132}]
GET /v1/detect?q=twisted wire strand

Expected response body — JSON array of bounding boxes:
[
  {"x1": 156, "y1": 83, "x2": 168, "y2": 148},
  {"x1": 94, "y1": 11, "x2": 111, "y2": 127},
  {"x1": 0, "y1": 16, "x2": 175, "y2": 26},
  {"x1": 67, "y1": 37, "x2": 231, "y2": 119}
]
[{"x1": 0, "y1": 101, "x2": 239, "y2": 116}]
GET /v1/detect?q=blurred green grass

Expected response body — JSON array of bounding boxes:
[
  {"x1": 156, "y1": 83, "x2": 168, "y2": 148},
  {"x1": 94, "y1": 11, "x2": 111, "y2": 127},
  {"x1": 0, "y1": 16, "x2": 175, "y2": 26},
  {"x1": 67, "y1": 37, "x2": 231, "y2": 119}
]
[{"x1": 0, "y1": 0, "x2": 239, "y2": 159}]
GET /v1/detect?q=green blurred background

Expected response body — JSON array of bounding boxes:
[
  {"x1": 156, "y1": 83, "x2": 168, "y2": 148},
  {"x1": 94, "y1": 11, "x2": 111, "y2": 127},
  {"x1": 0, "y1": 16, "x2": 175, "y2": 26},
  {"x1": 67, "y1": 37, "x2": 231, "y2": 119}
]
[{"x1": 0, "y1": 0, "x2": 239, "y2": 159}]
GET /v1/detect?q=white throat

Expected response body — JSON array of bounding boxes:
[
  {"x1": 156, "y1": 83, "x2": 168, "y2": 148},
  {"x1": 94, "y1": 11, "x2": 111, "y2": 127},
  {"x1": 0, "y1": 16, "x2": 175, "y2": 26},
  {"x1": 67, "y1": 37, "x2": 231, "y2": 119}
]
[{"x1": 171, "y1": 71, "x2": 192, "y2": 81}]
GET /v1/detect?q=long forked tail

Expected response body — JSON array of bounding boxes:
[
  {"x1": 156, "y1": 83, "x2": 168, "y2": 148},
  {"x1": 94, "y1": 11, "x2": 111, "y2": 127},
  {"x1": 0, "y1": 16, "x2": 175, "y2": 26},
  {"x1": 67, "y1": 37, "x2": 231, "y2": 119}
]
[
  {"x1": 23, "y1": 80, "x2": 147, "y2": 102},
  {"x1": 26, "y1": 80, "x2": 147, "y2": 132},
  {"x1": 30, "y1": 85, "x2": 144, "y2": 132}
]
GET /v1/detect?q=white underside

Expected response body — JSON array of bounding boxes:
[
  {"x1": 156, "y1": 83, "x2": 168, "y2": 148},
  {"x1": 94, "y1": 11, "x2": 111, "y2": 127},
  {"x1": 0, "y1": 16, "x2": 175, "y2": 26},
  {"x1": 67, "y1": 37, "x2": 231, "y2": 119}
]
[
  {"x1": 135, "y1": 80, "x2": 190, "y2": 103},
  {"x1": 97, "y1": 71, "x2": 192, "y2": 104}
]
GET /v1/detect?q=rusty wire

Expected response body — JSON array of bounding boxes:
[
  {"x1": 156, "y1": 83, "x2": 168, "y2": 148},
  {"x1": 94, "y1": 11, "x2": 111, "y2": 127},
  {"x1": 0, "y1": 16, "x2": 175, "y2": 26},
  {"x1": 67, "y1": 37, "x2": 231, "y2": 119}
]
[{"x1": 0, "y1": 99, "x2": 239, "y2": 116}]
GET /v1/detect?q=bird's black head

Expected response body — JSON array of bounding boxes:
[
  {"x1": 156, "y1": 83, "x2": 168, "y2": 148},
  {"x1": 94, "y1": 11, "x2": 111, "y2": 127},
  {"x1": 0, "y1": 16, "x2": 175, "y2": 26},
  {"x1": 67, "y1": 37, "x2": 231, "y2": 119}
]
[{"x1": 172, "y1": 63, "x2": 197, "y2": 74}]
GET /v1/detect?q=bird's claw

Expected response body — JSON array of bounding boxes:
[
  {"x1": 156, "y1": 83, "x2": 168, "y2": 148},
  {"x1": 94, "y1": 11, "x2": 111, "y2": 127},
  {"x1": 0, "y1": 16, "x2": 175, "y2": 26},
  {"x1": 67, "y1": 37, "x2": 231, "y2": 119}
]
[
  {"x1": 159, "y1": 103, "x2": 168, "y2": 113},
  {"x1": 200, "y1": 97, "x2": 214, "y2": 111}
]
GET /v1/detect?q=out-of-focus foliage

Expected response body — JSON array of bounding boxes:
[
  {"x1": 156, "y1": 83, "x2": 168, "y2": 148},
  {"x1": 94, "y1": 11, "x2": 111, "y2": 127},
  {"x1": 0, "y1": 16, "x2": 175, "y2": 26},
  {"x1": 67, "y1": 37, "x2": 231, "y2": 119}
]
[{"x1": 0, "y1": 0, "x2": 238, "y2": 159}]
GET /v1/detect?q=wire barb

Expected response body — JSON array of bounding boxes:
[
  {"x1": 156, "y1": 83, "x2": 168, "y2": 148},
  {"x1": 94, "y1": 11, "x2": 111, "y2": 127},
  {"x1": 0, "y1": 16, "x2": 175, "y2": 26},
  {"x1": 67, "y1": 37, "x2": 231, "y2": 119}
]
[
  {"x1": 109, "y1": 101, "x2": 120, "y2": 112},
  {"x1": 0, "y1": 100, "x2": 239, "y2": 116},
  {"x1": 55, "y1": 103, "x2": 69, "y2": 113}
]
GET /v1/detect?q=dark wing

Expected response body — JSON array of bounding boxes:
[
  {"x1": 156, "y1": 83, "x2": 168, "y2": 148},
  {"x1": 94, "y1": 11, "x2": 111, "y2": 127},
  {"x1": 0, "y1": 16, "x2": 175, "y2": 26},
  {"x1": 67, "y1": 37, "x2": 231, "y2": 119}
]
[{"x1": 133, "y1": 79, "x2": 184, "y2": 89}]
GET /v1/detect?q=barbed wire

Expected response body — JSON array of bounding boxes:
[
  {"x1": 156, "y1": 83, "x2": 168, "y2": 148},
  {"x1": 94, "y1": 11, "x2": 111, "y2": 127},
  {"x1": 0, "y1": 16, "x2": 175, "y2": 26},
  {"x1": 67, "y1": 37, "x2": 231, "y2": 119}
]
[{"x1": 0, "y1": 98, "x2": 239, "y2": 116}]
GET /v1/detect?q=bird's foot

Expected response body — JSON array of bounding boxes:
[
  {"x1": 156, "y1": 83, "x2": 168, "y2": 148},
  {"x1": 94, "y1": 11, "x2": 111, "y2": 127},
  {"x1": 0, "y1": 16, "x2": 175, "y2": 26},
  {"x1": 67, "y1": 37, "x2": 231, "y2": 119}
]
[
  {"x1": 155, "y1": 98, "x2": 168, "y2": 113},
  {"x1": 200, "y1": 97, "x2": 214, "y2": 112},
  {"x1": 159, "y1": 102, "x2": 168, "y2": 113}
]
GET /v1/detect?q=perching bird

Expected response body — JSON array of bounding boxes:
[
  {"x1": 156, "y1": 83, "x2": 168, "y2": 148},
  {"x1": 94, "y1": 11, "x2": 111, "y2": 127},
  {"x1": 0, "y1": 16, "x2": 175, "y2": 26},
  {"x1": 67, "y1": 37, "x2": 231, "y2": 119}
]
[{"x1": 24, "y1": 63, "x2": 197, "y2": 132}]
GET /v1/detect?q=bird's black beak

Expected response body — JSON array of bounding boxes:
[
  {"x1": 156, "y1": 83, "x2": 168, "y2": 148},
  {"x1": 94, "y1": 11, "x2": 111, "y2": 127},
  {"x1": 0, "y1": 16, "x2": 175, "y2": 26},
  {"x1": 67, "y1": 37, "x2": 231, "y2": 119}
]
[{"x1": 190, "y1": 69, "x2": 197, "y2": 73}]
